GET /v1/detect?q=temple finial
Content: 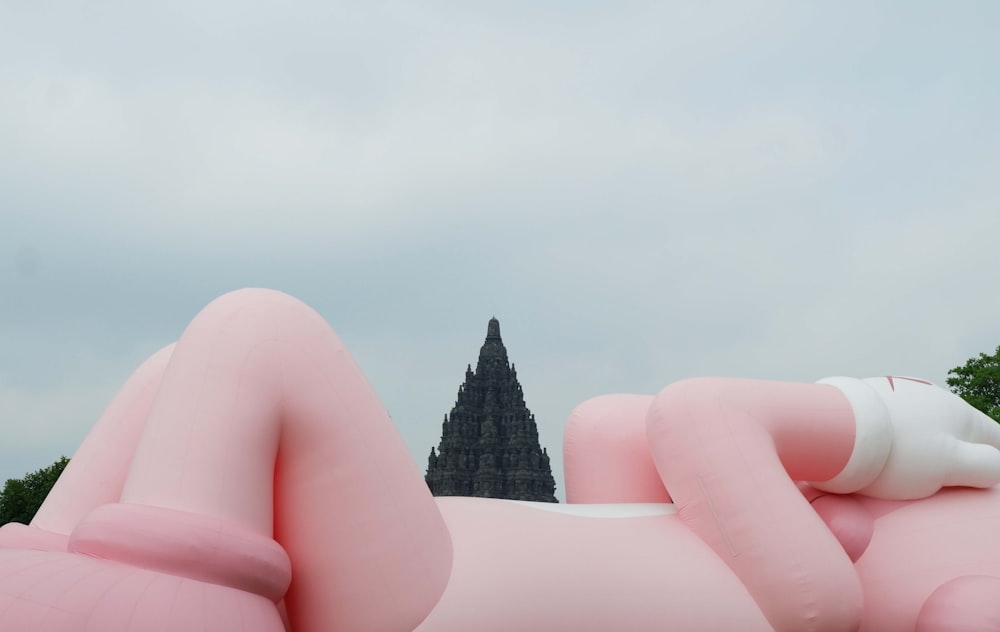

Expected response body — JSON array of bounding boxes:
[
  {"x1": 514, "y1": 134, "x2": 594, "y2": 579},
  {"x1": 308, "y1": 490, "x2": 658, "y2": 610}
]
[{"x1": 486, "y1": 317, "x2": 501, "y2": 341}]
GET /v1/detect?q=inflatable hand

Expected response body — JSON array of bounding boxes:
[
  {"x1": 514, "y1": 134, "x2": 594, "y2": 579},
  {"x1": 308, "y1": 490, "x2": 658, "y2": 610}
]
[{"x1": 814, "y1": 376, "x2": 1000, "y2": 499}]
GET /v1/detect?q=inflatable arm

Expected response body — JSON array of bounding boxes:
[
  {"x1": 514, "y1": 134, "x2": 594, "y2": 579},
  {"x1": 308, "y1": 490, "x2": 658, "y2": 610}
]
[
  {"x1": 564, "y1": 394, "x2": 670, "y2": 503},
  {"x1": 646, "y1": 378, "x2": 862, "y2": 630},
  {"x1": 564, "y1": 394, "x2": 876, "y2": 564},
  {"x1": 646, "y1": 376, "x2": 1000, "y2": 631}
]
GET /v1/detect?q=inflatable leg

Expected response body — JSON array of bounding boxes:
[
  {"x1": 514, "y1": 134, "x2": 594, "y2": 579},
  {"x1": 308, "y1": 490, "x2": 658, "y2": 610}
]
[
  {"x1": 0, "y1": 343, "x2": 175, "y2": 551},
  {"x1": 35, "y1": 343, "x2": 175, "y2": 535},
  {"x1": 117, "y1": 289, "x2": 452, "y2": 630},
  {"x1": 0, "y1": 289, "x2": 453, "y2": 632}
]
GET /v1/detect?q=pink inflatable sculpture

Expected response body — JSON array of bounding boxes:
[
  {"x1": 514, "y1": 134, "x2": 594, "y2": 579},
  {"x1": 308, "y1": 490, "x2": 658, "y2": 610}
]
[{"x1": 2, "y1": 289, "x2": 1000, "y2": 631}]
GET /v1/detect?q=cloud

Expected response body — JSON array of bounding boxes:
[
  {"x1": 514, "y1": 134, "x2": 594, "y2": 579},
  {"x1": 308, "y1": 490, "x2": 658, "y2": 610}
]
[
  {"x1": 1, "y1": 1, "x2": 999, "y2": 500},
  {"x1": 0, "y1": 1, "x2": 852, "y2": 251},
  {"x1": 0, "y1": 350, "x2": 138, "y2": 483}
]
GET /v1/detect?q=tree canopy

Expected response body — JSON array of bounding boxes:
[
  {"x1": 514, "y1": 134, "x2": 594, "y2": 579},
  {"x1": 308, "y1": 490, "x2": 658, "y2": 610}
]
[
  {"x1": 948, "y1": 345, "x2": 1000, "y2": 421},
  {"x1": 0, "y1": 457, "x2": 69, "y2": 526}
]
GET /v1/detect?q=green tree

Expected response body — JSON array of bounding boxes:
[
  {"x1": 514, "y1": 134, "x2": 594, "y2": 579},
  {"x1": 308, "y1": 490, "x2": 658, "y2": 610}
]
[
  {"x1": 0, "y1": 456, "x2": 69, "y2": 526},
  {"x1": 947, "y1": 345, "x2": 1000, "y2": 421}
]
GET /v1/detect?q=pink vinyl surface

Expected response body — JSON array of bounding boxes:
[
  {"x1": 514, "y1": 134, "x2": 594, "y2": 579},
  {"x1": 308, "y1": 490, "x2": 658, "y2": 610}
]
[{"x1": 3, "y1": 288, "x2": 1000, "y2": 631}]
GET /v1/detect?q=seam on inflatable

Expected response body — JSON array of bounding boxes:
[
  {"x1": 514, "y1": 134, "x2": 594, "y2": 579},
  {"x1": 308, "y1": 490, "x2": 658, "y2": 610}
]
[{"x1": 698, "y1": 474, "x2": 738, "y2": 558}]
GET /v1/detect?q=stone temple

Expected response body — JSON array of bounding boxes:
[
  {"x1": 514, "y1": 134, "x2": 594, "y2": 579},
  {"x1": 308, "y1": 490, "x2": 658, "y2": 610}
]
[{"x1": 425, "y1": 318, "x2": 558, "y2": 502}]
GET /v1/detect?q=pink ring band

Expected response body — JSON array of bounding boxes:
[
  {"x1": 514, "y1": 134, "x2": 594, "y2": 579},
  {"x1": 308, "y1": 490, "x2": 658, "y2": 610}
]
[{"x1": 69, "y1": 503, "x2": 291, "y2": 602}]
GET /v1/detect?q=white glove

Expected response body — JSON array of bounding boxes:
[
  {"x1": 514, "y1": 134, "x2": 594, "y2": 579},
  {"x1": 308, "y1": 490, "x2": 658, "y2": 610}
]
[{"x1": 813, "y1": 376, "x2": 1000, "y2": 500}]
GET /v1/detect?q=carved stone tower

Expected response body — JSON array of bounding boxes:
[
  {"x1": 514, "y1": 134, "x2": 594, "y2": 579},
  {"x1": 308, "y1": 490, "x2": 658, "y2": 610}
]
[{"x1": 425, "y1": 318, "x2": 558, "y2": 502}]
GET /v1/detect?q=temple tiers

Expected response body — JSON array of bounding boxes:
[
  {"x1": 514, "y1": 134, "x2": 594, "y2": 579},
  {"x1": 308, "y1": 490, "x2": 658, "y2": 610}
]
[{"x1": 425, "y1": 318, "x2": 558, "y2": 502}]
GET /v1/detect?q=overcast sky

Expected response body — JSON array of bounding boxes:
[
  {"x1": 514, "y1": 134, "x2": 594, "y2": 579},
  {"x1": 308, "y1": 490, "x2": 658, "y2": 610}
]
[{"x1": 2, "y1": 2, "x2": 999, "y2": 501}]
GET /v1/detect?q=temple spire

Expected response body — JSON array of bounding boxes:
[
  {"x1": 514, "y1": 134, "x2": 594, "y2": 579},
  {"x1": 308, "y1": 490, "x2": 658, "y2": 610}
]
[{"x1": 425, "y1": 317, "x2": 558, "y2": 502}]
